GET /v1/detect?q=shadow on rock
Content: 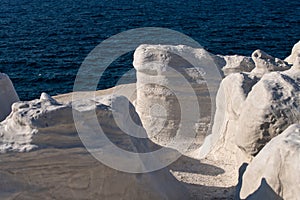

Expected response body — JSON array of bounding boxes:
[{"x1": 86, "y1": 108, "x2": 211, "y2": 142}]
[
  {"x1": 169, "y1": 155, "x2": 225, "y2": 176},
  {"x1": 235, "y1": 163, "x2": 283, "y2": 200}
]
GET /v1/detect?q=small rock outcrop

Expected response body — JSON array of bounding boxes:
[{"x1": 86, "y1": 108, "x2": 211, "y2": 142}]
[
  {"x1": 250, "y1": 49, "x2": 290, "y2": 77},
  {"x1": 239, "y1": 124, "x2": 300, "y2": 200},
  {"x1": 0, "y1": 73, "x2": 19, "y2": 121},
  {"x1": 0, "y1": 93, "x2": 74, "y2": 152},
  {"x1": 285, "y1": 40, "x2": 300, "y2": 65},
  {"x1": 217, "y1": 54, "x2": 255, "y2": 76}
]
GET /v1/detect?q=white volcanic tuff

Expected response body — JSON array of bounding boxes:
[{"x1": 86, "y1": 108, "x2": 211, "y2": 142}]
[
  {"x1": 133, "y1": 45, "x2": 275, "y2": 153},
  {"x1": 239, "y1": 124, "x2": 300, "y2": 200},
  {"x1": 199, "y1": 49, "x2": 295, "y2": 163},
  {"x1": 133, "y1": 44, "x2": 221, "y2": 148},
  {"x1": 0, "y1": 92, "x2": 188, "y2": 200},
  {"x1": 197, "y1": 72, "x2": 259, "y2": 162},
  {"x1": 285, "y1": 40, "x2": 300, "y2": 65},
  {"x1": 217, "y1": 54, "x2": 255, "y2": 76},
  {"x1": 212, "y1": 49, "x2": 289, "y2": 77},
  {"x1": 284, "y1": 49, "x2": 300, "y2": 78},
  {"x1": 250, "y1": 49, "x2": 290, "y2": 77},
  {"x1": 236, "y1": 52, "x2": 300, "y2": 156},
  {"x1": 0, "y1": 92, "x2": 148, "y2": 152},
  {"x1": 0, "y1": 73, "x2": 19, "y2": 121},
  {"x1": 133, "y1": 45, "x2": 288, "y2": 141},
  {"x1": 212, "y1": 71, "x2": 300, "y2": 160},
  {"x1": 236, "y1": 68, "x2": 300, "y2": 156},
  {"x1": 133, "y1": 44, "x2": 256, "y2": 77},
  {"x1": 0, "y1": 93, "x2": 74, "y2": 152},
  {"x1": 0, "y1": 147, "x2": 189, "y2": 200}
]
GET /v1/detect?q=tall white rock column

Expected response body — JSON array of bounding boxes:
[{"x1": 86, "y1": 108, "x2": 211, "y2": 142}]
[{"x1": 133, "y1": 44, "x2": 222, "y2": 152}]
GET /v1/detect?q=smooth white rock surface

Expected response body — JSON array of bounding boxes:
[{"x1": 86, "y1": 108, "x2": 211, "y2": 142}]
[
  {"x1": 239, "y1": 124, "x2": 300, "y2": 200},
  {"x1": 0, "y1": 93, "x2": 188, "y2": 200},
  {"x1": 0, "y1": 73, "x2": 19, "y2": 121},
  {"x1": 197, "y1": 72, "x2": 258, "y2": 164}
]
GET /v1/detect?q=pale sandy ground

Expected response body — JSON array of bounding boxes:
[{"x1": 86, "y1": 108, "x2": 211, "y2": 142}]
[
  {"x1": 0, "y1": 84, "x2": 237, "y2": 199},
  {"x1": 55, "y1": 83, "x2": 238, "y2": 199}
]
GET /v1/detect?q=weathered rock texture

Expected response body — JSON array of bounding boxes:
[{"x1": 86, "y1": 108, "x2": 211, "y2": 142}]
[
  {"x1": 250, "y1": 49, "x2": 290, "y2": 77},
  {"x1": 0, "y1": 93, "x2": 188, "y2": 200},
  {"x1": 133, "y1": 44, "x2": 220, "y2": 150},
  {"x1": 285, "y1": 40, "x2": 300, "y2": 64},
  {"x1": 236, "y1": 67, "x2": 300, "y2": 156},
  {"x1": 239, "y1": 124, "x2": 300, "y2": 200},
  {"x1": 133, "y1": 44, "x2": 291, "y2": 158},
  {"x1": 199, "y1": 49, "x2": 296, "y2": 164},
  {"x1": 197, "y1": 72, "x2": 259, "y2": 162},
  {"x1": 217, "y1": 54, "x2": 255, "y2": 76},
  {"x1": 0, "y1": 73, "x2": 19, "y2": 121}
]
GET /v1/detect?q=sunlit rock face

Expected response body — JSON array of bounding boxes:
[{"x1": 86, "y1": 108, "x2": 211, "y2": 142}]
[
  {"x1": 199, "y1": 49, "x2": 297, "y2": 166},
  {"x1": 133, "y1": 44, "x2": 292, "y2": 158},
  {"x1": 0, "y1": 93, "x2": 188, "y2": 200},
  {"x1": 236, "y1": 51, "x2": 299, "y2": 157},
  {"x1": 236, "y1": 67, "x2": 300, "y2": 156},
  {"x1": 285, "y1": 40, "x2": 300, "y2": 65},
  {"x1": 0, "y1": 92, "x2": 148, "y2": 152},
  {"x1": 239, "y1": 124, "x2": 300, "y2": 200},
  {"x1": 250, "y1": 49, "x2": 290, "y2": 77},
  {"x1": 217, "y1": 54, "x2": 255, "y2": 76},
  {"x1": 133, "y1": 44, "x2": 223, "y2": 152},
  {"x1": 0, "y1": 73, "x2": 19, "y2": 121},
  {"x1": 197, "y1": 72, "x2": 259, "y2": 163}
]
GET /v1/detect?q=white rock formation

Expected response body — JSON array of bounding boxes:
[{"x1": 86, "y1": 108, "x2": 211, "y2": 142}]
[
  {"x1": 250, "y1": 49, "x2": 290, "y2": 77},
  {"x1": 239, "y1": 124, "x2": 300, "y2": 200},
  {"x1": 133, "y1": 44, "x2": 222, "y2": 151},
  {"x1": 199, "y1": 49, "x2": 296, "y2": 164},
  {"x1": 217, "y1": 55, "x2": 255, "y2": 76},
  {"x1": 0, "y1": 93, "x2": 188, "y2": 200},
  {"x1": 236, "y1": 67, "x2": 300, "y2": 156},
  {"x1": 0, "y1": 73, "x2": 19, "y2": 121},
  {"x1": 197, "y1": 72, "x2": 259, "y2": 163},
  {"x1": 133, "y1": 44, "x2": 291, "y2": 158},
  {"x1": 284, "y1": 48, "x2": 300, "y2": 78},
  {"x1": 285, "y1": 40, "x2": 300, "y2": 65},
  {"x1": 0, "y1": 93, "x2": 73, "y2": 152}
]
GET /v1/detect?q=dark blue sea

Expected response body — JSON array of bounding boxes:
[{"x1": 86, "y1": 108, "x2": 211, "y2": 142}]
[{"x1": 0, "y1": 0, "x2": 299, "y2": 100}]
